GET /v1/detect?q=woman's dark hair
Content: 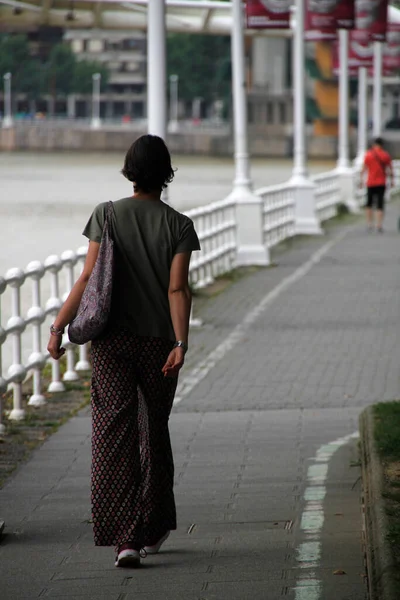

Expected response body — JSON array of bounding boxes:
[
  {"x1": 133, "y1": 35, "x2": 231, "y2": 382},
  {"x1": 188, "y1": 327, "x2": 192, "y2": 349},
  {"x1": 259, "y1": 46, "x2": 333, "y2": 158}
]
[{"x1": 121, "y1": 134, "x2": 175, "y2": 192}]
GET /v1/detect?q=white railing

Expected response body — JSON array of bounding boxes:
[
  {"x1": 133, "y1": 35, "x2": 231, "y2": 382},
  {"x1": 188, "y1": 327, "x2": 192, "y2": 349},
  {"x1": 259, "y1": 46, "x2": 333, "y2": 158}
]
[
  {"x1": 0, "y1": 250, "x2": 91, "y2": 430},
  {"x1": 185, "y1": 197, "x2": 237, "y2": 289},
  {"x1": 256, "y1": 183, "x2": 296, "y2": 249},
  {"x1": 312, "y1": 170, "x2": 341, "y2": 222},
  {"x1": 0, "y1": 197, "x2": 237, "y2": 430}
]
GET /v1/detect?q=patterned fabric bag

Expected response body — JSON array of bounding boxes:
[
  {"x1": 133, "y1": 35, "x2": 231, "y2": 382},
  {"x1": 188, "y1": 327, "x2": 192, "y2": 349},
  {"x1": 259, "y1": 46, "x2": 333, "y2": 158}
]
[{"x1": 68, "y1": 201, "x2": 114, "y2": 345}]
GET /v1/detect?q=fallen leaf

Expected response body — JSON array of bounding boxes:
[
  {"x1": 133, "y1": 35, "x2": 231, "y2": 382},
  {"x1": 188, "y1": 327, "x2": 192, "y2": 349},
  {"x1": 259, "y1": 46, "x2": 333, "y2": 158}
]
[
  {"x1": 333, "y1": 570, "x2": 346, "y2": 575},
  {"x1": 334, "y1": 512, "x2": 344, "y2": 516}
]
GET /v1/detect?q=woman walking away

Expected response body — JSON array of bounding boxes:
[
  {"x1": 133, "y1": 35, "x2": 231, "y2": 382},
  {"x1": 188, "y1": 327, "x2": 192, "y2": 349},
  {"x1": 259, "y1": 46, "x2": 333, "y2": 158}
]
[{"x1": 47, "y1": 135, "x2": 200, "y2": 568}]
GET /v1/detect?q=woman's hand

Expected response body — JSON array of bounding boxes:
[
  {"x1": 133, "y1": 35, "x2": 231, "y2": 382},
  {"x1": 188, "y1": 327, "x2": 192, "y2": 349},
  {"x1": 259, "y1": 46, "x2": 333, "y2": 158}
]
[
  {"x1": 47, "y1": 334, "x2": 66, "y2": 361},
  {"x1": 162, "y1": 347, "x2": 185, "y2": 378}
]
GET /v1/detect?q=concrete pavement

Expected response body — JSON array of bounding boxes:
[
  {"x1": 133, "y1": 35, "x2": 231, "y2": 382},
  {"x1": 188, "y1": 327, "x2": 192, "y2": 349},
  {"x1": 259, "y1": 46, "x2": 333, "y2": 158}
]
[{"x1": 2, "y1": 204, "x2": 399, "y2": 599}]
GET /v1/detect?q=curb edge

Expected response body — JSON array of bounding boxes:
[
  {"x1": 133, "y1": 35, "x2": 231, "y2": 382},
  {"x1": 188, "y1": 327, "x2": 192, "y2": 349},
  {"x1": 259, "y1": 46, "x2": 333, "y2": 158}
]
[{"x1": 359, "y1": 406, "x2": 398, "y2": 600}]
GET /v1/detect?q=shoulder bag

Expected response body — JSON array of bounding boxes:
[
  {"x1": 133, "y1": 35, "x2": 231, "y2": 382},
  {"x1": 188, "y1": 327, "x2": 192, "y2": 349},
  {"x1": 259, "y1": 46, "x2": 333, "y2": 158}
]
[{"x1": 68, "y1": 201, "x2": 115, "y2": 345}]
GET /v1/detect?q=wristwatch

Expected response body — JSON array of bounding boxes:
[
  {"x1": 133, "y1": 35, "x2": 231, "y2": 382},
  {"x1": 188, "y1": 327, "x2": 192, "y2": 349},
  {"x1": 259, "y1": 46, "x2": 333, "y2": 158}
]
[{"x1": 173, "y1": 340, "x2": 188, "y2": 353}]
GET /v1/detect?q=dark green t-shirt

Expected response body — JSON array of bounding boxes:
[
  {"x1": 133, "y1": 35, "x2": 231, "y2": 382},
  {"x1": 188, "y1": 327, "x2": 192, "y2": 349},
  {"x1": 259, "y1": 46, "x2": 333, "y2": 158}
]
[{"x1": 82, "y1": 197, "x2": 200, "y2": 341}]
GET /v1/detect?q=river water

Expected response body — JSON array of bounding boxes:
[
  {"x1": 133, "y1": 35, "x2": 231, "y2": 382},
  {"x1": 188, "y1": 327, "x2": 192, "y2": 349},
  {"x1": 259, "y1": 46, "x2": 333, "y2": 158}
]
[{"x1": 0, "y1": 152, "x2": 334, "y2": 276}]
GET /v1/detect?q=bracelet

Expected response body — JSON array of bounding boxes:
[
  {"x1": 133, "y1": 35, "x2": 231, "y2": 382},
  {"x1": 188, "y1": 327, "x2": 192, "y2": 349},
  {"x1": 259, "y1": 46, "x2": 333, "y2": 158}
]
[
  {"x1": 173, "y1": 340, "x2": 188, "y2": 353},
  {"x1": 50, "y1": 324, "x2": 64, "y2": 336}
]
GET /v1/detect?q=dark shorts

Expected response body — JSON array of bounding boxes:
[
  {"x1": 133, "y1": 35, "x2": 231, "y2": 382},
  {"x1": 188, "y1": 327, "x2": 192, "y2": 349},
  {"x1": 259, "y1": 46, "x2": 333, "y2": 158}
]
[{"x1": 366, "y1": 185, "x2": 386, "y2": 211}]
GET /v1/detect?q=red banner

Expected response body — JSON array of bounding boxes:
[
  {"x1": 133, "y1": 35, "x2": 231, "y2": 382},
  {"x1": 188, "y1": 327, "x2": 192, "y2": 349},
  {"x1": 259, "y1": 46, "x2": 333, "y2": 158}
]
[
  {"x1": 354, "y1": 0, "x2": 389, "y2": 43},
  {"x1": 305, "y1": 0, "x2": 355, "y2": 41},
  {"x1": 245, "y1": 0, "x2": 291, "y2": 29},
  {"x1": 333, "y1": 23, "x2": 400, "y2": 77},
  {"x1": 335, "y1": 0, "x2": 356, "y2": 30},
  {"x1": 333, "y1": 33, "x2": 373, "y2": 76},
  {"x1": 305, "y1": 0, "x2": 339, "y2": 41},
  {"x1": 383, "y1": 22, "x2": 400, "y2": 74}
]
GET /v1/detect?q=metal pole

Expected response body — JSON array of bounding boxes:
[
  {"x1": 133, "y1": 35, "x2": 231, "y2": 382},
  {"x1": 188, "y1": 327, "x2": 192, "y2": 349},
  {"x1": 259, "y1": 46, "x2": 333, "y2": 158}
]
[
  {"x1": 231, "y1": 0, "x2": 251, "y2": 191},
  {"x1": 291, "y1": 0, "x2": 308, "y2": 181},
  {"x1": 373, "y1": 41, "x2": 383, "y2": 137},
  {"x1": 168, "y1": 74, "x2": 179, "y2": 132},
  {"x1": 354, "y1": 66, "x2": 368, "y2": 168},
  {"x1": 91, "y1": 73, "x2": 101, "y2": 129},
  {"x1": 337, "y1": 29, "x2": 350, "y2": 171},
  {"x1": 3, "y1": 72, "x2": 13, "y2": 129},
  {"x1": 147, "y1": 0, "x2": 167, "y2": 140}
]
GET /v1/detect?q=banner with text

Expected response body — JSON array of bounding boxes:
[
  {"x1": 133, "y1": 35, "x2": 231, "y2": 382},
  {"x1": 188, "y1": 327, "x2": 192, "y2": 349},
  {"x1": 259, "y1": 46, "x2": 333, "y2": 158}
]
[
  {"x1": 246, "y1": 0, "x2": 291, "y2": 29},
  {"x1": 305, "y1": 0, "x2": 356, "y2": 41},
  {"x1": 306, "y1": 0, "x2": 339, "y2": 41},
  {"x1": 353, "y1": 0, "x2": 389, "y2": 43},
  {"x1": 335, "y1": 0, "x2": 356, "y2": 30},
  {"x1": 333, "y1": 33, "x2": 373, "y2": 77},
  {"x1": 383, "y1": 22, "x2": 400, "y2": 74}
]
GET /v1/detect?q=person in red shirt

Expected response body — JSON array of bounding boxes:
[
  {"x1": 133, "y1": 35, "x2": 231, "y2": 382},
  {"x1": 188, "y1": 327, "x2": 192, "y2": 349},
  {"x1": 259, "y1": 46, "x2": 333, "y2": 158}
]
[{"x1": 361, "y1": 138, "x2": 394, "y2": 232}]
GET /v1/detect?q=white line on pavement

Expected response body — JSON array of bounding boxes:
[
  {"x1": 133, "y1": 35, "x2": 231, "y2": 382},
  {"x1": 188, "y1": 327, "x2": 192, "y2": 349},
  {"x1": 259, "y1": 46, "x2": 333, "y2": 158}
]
[
  {"x1": 294, "y1": 432, "x2": 359, "y2": 600},
  {"x1": 174, "y1": 229, "x2": 350, "y2": 404}
]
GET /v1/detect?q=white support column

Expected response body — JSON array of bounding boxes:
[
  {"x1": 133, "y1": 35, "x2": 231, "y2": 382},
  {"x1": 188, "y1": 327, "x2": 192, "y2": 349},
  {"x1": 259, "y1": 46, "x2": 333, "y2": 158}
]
[
  {"x1": 147, "y1": 0, "x2": 168, "y2": 202},
  {"x1": 336, "y1": 29, "x2": 358, "y2": 213},
  {"x1": 228, "y1": 0, "x2": 269, "y2": 266},
  {"x1": 337, "y1": 30, "x2": 350, "y2": 171},
  {"x1": 2, "y1": 72, "x2": 13, "y2": 129},
  {"x1": 91, "y1": 73, "x2": 101, "y2": 130},
  {"x1": 290, "y1": 0, "x2": 321, "y2": 235},
  {"x1": 373, "y1": 41, "x2": 383, "y2": 137},
  {"x1": 147, "y1": 0, "x2": 166, "y2": 140},
  {"x1": 354, "y1": 66, "x2": 368, "y2": 169},
  {"x1": 168, "y1": 74, "x2": 179, "y2": 133}
]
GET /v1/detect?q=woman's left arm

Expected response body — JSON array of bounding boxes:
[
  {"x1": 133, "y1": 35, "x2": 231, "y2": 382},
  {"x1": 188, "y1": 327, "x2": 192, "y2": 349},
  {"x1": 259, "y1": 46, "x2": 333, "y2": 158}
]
[{"x1": 47, "y1": 241, "x2": 100, "y2": 359}]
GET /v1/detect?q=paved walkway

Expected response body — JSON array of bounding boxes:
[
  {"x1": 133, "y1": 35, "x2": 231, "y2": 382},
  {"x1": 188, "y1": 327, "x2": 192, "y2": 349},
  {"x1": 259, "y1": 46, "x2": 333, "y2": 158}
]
[{"x1": 1, "y1": 205, "x2": 400, "y2": 600}]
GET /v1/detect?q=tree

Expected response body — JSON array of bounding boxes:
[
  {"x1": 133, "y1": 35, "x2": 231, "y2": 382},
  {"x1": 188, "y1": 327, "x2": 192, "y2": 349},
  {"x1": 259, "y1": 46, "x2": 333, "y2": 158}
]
[
  {"x1": 46, "y1": 43, "x2": 76, "y2": 97},
  {"x1": 167, "y1": 33, "x2": 231, "y2": 106},
  {"x1": 0, "y1": 34, "x2": 44, "y2": 98},
  {"x1": 73, "y1": 60, "x2": 109, "y2": 94}
]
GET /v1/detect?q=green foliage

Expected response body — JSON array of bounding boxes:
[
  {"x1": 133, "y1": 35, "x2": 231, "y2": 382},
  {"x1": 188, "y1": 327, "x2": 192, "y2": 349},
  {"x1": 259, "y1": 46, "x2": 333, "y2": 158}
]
[
  {"x1": 167, "y1": 33, "x2": 231, "y2": 104},
  {"x1": 0, "y1": 34, "x2": 44, "y2": 97},
  {"x1": 374, "y1": 401, "x2": 400, "y2": 459},
  {"x1": 73, "y1": 60, "x2": 109, "y2": 94},
  {"x1": 46, "y1": 43, "x2": 76, "y2": 96},
  {"x1": 0, "y1": 33, "x2": 109, "y2": 98}
]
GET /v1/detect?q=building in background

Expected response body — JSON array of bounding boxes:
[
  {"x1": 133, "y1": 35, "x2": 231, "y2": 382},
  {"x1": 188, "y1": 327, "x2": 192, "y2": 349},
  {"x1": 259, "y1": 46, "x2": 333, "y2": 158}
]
[{"x1": 64, "y1": 29, "x2": 146, "y2": 120}]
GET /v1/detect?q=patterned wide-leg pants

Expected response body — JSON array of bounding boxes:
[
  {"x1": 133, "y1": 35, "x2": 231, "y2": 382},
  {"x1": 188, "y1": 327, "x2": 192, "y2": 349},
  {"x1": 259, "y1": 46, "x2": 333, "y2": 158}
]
[{"x1": 90, "y1": 328, "x2": 178, "y2": 550}]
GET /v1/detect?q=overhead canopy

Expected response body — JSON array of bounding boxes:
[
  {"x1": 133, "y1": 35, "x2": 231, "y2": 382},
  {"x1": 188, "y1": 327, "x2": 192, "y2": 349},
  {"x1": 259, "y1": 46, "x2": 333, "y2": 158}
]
[
  {"x1": 0, "y1": 0, "x2": 287, "y2": 36},
  {"x1": 1, "y1": 1, "x2": 399, "y2": 37}
]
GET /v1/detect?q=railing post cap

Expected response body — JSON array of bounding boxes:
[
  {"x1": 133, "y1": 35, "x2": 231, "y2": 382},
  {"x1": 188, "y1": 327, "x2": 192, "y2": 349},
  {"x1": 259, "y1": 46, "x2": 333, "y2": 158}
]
[
  {"x1": 44, "y1": 255, "x2": 62, "y2": 271},
  {"x1": 7, "y1": 363, "x2": 27, "y2": 384},
  {"x1": 61, "y1": 249, "x2": 77, "y2": 264},
  {"x1": 26, "y1": 261, "x2": 45, "y2": 279},
  {"x1": 5, "y1": 267, "x2": 25, "y2": 286},
  {"x1": 77, "y1": 246, "x2": 88, "y2": 259}
]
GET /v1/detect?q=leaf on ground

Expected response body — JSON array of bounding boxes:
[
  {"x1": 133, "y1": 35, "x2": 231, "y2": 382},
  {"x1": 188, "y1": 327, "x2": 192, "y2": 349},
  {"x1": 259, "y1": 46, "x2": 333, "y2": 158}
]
[
  {"x1": 334, "y1": 512, "x2": 344, "y2": 516},
  {"x1": 333, "y1": 569, "x2": 346, "y2": 575}
]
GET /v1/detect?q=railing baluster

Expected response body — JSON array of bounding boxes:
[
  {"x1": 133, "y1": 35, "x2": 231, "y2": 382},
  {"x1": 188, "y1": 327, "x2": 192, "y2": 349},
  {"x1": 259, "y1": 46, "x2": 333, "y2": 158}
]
[
  {"x1": 44, "y1": 256, "x2": 65, "y2": 393},
  {"x1": 74, "y1": 246, "x2": 91, "y2": 371},
  {"x1": 26, "y1": 261, "x2": 46, "y2": 407},
  {"x1": 61, "y1": 251, "x2": 79, "y2": 382},
  {"x1": 6, "y1": 268, "x2": 27, "y2": 421},
  {"x1": 0, "y1": 276, "x2": 7, "y2": 434}
]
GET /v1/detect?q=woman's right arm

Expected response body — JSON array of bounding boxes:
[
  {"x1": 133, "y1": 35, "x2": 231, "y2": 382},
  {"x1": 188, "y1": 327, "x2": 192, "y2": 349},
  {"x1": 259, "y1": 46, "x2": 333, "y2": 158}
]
[{"x1": 162, "y1": 251, "x2": 192, "y2": 378}]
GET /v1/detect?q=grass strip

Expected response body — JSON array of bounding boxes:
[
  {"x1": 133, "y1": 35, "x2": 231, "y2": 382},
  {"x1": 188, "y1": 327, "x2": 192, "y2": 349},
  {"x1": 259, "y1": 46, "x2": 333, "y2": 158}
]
[{"x1": 373, "y1": 401, "x2": 400, "y2": 577}]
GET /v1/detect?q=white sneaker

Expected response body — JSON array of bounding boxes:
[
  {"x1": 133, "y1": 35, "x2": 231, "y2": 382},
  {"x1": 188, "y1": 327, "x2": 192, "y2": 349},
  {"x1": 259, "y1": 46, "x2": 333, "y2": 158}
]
[
  {"x1": 143, "y1": 530, "x2": 170, "y2": 554},
  {"x1": 115, "y1": 548, "x2": 141, "y2": 568}
]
